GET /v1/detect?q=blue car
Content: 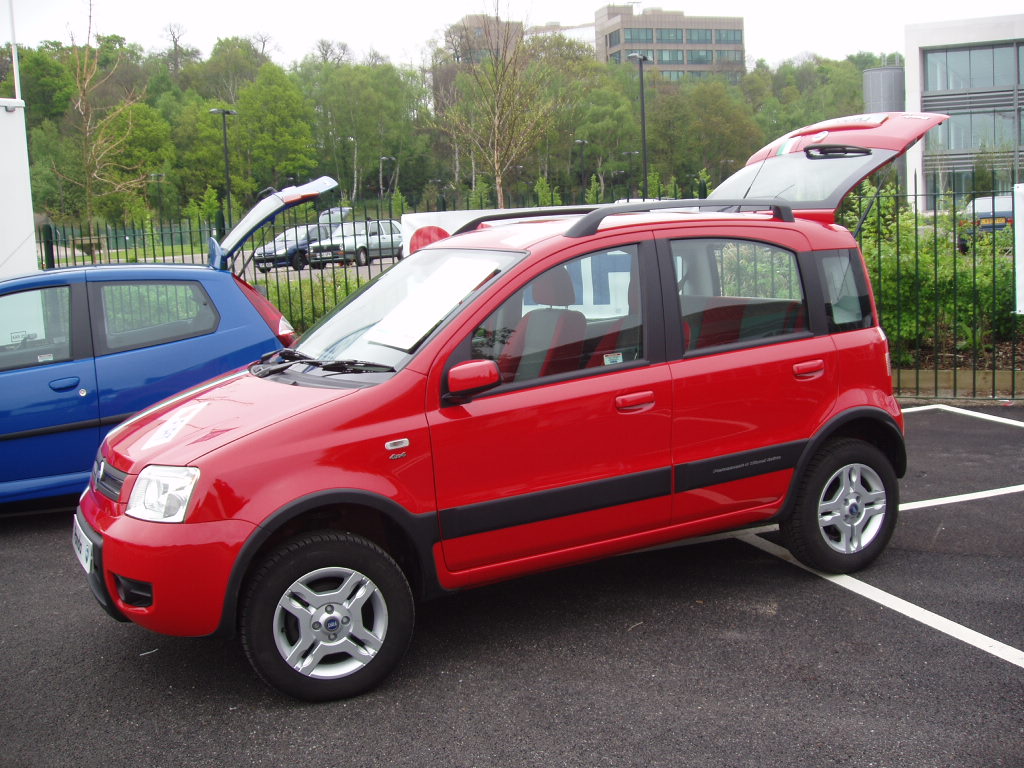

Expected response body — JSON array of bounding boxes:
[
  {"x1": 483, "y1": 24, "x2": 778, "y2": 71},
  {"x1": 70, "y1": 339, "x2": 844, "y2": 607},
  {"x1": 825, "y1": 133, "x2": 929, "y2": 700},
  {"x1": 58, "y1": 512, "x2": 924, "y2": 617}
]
[{"x1": 0, "y1": 176, "x2": 338, "y2": 510}]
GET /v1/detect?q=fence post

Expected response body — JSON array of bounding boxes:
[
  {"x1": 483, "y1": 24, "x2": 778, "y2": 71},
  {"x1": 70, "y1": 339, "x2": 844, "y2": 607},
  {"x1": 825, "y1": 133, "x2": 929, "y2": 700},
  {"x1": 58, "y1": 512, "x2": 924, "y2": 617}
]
[{"x1": 42, "y1": 224, "x2": 56, "y2": 269}]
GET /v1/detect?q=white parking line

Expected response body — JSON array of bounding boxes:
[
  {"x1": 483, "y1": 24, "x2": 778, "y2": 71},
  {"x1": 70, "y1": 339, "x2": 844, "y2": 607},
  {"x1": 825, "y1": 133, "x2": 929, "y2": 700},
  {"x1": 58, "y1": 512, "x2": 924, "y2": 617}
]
[
  {"x1": 903, "y1": 403, "x2": 1024, "y2": 429},
  {"x1": 901, "y1": 483, "x2": 1024, "y2": 511},
  {"x1": 739, "y1": 534, "x2": 1024, "y2": 670}
]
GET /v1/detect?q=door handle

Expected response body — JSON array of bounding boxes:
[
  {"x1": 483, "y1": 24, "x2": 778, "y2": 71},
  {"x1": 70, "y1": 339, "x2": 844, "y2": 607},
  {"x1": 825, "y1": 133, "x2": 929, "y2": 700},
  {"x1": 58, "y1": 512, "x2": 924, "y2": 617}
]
[
  {"x1": 793, "y1": 360, "x2": 825, "y2": 379},
  {"x1": 615, "y1": 391, "x2": 655, "y2": 411},
  {"x1": 49, "y1": 376, "x2": 81, "y2": 392}
]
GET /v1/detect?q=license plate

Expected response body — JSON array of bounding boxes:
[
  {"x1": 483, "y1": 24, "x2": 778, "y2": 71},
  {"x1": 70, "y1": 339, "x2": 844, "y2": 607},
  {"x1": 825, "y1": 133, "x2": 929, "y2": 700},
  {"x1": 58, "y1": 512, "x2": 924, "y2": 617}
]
[{"x1": 72, "y1": 515, "x2": 94, "y2": 574}]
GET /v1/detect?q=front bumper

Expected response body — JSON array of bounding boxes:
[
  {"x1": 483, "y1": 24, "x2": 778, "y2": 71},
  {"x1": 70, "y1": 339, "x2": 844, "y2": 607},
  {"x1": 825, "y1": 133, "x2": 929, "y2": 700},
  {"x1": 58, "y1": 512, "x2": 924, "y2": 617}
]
[{"x1": 75, "y1": 488, "x2": 257, "y2": 637}]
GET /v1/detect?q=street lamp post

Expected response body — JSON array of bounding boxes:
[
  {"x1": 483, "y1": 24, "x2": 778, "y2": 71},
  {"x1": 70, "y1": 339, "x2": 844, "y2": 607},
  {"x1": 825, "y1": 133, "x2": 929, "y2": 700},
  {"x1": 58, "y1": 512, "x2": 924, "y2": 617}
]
[
  {"x1": 378, "y1": 156, "x2": 396, "y2": 200},
  {"x1": 627, "y1": 53, "x2": 650, "y2": 200},
  {"x1": 209, "y1": 108, "x2": 237, "y2": 228},
  {"x1": 574, "y1": 139, "x2": 588, "y2": 203},
  {"x1": 622, "y1": 151, "x2": 639, "y2": 199},
  {"x1": 346, "y1": 136, "x2": 358, "y2": 203}
]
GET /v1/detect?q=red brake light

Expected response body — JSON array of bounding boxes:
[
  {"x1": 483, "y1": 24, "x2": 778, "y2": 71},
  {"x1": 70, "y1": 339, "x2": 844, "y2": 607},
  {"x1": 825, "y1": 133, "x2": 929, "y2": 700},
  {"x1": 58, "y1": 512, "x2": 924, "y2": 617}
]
[
  {"x1": 233, "y1": 274, "x2": 298, "y2": 347},
  {"x1": 409, "y1": 225, "x2": 450, "y2": 254}
]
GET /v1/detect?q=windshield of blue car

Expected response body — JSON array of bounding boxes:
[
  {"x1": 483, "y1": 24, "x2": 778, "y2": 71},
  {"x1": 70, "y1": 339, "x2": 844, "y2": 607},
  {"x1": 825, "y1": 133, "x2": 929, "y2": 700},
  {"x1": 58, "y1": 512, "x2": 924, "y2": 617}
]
[{"x1": 297, "y1": 247, "x2": 524, "y2": 368}]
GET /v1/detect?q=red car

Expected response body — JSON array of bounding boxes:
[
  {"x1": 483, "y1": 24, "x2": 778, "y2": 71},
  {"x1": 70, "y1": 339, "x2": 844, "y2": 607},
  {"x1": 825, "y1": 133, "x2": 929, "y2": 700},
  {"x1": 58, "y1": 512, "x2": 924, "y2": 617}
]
[{"x1": 73, "y1": 112, "x2": 947, "y2": 701}]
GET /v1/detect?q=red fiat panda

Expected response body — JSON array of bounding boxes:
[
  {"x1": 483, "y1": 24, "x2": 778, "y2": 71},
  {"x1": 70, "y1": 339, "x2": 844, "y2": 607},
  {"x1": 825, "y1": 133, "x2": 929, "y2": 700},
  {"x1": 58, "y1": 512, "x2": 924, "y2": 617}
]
[{"x1": 73, "y1": 112, "x2": 947, "y2": 701}]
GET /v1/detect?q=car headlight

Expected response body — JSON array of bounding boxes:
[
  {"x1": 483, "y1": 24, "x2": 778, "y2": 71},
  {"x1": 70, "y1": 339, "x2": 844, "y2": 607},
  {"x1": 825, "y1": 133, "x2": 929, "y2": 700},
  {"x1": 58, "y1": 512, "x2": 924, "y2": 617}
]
[{"x1": 126, "y1": 466, "x2": 201, "y2": 523}]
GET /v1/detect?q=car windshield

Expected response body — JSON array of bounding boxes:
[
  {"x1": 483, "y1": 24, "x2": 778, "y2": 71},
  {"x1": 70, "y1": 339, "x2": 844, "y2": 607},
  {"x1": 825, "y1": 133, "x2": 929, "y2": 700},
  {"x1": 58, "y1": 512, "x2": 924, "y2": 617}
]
[
  {"x1": 297, "y1": 247, "x2": 524, "y2": 368},
  {"x1": 273, "y1": 227, "x2": 307, "y2": 246},
  {"x1": 333, "y1": 222, "x2": 369, "y2": 238},
  {"x1": 712, "y1": 146, "x2": 898, "y2": 211},
  {"x1": 960, "y1": 197, "x2": 1012, "y2": 216}
]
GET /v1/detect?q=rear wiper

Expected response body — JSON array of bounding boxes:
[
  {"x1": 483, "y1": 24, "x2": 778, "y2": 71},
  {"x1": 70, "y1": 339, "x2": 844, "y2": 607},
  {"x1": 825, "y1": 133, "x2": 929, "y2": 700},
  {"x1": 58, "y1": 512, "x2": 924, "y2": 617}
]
[
  {"x1": 804, "y1": 144, "x2": 872, "y2": 159},
  {"x1": 250, "y1": 351, "x2": 394, "y2": 378}
]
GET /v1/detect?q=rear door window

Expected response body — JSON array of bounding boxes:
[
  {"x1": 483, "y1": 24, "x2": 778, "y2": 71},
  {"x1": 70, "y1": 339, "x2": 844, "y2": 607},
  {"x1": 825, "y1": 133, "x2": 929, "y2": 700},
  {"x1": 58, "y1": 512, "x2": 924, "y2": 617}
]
[
  {"x1": 92, "y1": 281, "x2": 219, "y2": 354},
  {"x1": 673, "y1": 238, "x2": 808, "y2": 353}
]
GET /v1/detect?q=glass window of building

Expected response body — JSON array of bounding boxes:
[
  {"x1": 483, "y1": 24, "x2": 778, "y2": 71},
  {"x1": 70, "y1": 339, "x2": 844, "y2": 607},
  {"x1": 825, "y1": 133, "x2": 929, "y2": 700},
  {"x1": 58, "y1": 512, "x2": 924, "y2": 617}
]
[
  {"x1": 948, "y1": 113, "x2": 971, "y2": 150},
  {"x1": 925, "y1": 51, "x2": 947, "y2": 91},
  {"x1": 607, "y1": 30, "x2": 621, "y2": 48},
  {"x1": 971, "y1": 111, "x2": 994, "y2": 148},
  {"x1": 946, "y1": 49, "x2": 970, "y2": 89},
  {"x1": 716, "y1": 29, "x2": 743, "y2": 44},
  {"x1": 661, "y1": 71, "x2": 685, "y2": 81},
  {"x1": 994, "y1": 111, "x2": 1015, "y2": 146},
  {"x1": 657, "y1": 28, "x2": 683, "y2": 43},
  {"x1": 717, "y1": 50, "x2": 743, "y2": 63},
  {"x1": 658, "y1": 50, "x2": 684, "y2": 64},
  {"x1": 969, "y1": 48, "x2": 994, "y2": 89},
  {"x1": 993, "y1": 46, "x2": 1015, "y2": 87},
  {"x1": 624, "y1": 28, "x2": 653, "y2": 43},
  {"x1": 687, "y1": 49, "x2": 713, "y2": 65},
  {"x1": 686, "y1": 29, "x2": 712, "y2": 44}
]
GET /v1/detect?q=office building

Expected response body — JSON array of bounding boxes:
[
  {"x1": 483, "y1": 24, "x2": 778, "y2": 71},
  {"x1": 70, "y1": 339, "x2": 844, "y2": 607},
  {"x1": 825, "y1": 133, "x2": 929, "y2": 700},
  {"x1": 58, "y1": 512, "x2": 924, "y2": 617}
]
[{"x1": 595, "y1": 4, "x2": 745, "y2": 82}]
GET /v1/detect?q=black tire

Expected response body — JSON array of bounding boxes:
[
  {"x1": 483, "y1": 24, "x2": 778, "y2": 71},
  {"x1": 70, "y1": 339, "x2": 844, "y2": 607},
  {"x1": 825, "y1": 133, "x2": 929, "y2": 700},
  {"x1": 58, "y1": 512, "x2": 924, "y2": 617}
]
[
  {"x1": 780, "y1": 438, "x2": 898, "y2": 574},
  {"x1": 240, "y1": 532, "x2": 414, "y2": 702},
  {"x1": 291, "y1": 251, "x2": 308, "y2": 271},
  {"x1": 355, "y1": 247, "x2": 369, "y2": 267},
  {"x1": 257, "y1": 265, "x2": 271, "y2": 274}
]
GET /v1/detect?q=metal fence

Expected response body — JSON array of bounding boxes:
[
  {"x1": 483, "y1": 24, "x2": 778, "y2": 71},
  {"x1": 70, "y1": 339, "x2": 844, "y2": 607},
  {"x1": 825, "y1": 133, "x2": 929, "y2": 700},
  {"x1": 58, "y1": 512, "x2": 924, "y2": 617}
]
[{"x1": 35, "y1": 194, "x2": 1021, "y2": 401}]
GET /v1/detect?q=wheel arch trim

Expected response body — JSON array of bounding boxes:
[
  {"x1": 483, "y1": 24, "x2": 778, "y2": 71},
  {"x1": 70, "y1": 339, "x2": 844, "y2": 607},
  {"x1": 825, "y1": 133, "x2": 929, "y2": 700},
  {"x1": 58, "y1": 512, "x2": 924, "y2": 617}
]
[
  {"x1": 778, "y1": 407, "x2": 906, "y2": 521},
  {"x1": 216, "y1": 490, "x2": 442, "y2": 636}
]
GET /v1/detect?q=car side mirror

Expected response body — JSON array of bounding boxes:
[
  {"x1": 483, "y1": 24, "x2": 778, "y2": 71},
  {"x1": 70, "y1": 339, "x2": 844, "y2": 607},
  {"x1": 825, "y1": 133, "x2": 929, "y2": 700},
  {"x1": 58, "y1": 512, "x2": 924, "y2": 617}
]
[{"x1": 444, "y1": 359, "x2": 500, "y2": 404}]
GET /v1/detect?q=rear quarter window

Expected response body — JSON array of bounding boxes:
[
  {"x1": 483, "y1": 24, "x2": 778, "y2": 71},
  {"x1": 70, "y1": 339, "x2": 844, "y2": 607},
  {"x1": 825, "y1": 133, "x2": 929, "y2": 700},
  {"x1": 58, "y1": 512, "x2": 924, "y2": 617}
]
[
  {"x1": 817, "y1": 250, "x2": 874, "y2": 332},
  {"x1": 93, "y1": 280, "x2": 220, "y2": 354}
]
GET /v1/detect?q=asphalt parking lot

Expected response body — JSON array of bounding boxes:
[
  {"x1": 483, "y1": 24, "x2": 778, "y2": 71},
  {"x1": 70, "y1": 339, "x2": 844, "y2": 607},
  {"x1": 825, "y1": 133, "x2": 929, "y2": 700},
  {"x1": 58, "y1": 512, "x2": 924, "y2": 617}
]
[{"x1": 1, "y1": 403, "x2": 1021, "y2": 768}]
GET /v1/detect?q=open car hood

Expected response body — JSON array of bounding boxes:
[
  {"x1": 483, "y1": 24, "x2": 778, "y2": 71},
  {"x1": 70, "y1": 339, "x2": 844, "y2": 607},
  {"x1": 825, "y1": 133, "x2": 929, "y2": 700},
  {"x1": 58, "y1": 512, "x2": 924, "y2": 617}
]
[
  {"x1": 207, "y1": 176, "x2": 338, "y2": 270},
  {"x1": 710, "y1": 112, "x2": 948, "y2": 221}
]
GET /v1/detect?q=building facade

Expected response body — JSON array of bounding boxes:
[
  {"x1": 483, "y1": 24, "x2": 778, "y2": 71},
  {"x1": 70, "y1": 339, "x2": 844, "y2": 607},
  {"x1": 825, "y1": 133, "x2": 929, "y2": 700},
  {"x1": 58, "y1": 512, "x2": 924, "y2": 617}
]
[
  {"x1": 904, "y1": 15, "x2": 1024, "y2": 203},
  {"x1": 594, "y1": 5, "x2": 745, "y2": 82}
]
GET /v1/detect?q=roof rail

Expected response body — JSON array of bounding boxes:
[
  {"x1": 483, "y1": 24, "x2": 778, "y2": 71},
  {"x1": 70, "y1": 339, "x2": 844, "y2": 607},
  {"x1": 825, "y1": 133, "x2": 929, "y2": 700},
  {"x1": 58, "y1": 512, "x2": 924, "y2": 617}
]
[
  {"x1": 451, "y1": 206, "x2": 603, "y2": 237},
  {"x1": 563, "y1": 198, "x2": 795, "y2": 238}
]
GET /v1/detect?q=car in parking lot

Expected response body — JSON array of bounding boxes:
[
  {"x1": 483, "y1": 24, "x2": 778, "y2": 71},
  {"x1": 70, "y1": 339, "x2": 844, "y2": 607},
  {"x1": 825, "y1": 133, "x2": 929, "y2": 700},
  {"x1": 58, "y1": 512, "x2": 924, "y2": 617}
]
[
  {"x1": 1, "y1": 178, "x2": 338, "y2": 509},
  {"x1": 308, "y1": 219, "x2": 403, "y2": 267},
  {"x1": 956, "y1": 194, "x2": 1015, "y2": 252},
  {"x1": 958, "y1": 194, "x2": 1014, "y2": 234},
  {"x1": 73, "y1": 113, "x2": 946, "y2": 702},
  {"x1": 253, "y1": 223, "x2": 334, "y2": 272}
]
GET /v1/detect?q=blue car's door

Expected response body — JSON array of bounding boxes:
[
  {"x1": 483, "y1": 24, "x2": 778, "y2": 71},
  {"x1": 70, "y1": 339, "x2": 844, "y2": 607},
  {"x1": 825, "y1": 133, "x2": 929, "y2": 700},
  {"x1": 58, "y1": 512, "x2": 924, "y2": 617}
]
[{"x1": 0, "y1": 279, "x2": 100, "y2": 504}]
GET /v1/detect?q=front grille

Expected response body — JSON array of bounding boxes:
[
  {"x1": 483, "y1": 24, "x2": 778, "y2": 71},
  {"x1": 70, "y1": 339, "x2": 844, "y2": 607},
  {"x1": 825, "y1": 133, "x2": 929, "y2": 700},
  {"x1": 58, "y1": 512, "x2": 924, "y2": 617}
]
[{"x1": 94, "y1": 459, "x2": 128, "y2": 501}]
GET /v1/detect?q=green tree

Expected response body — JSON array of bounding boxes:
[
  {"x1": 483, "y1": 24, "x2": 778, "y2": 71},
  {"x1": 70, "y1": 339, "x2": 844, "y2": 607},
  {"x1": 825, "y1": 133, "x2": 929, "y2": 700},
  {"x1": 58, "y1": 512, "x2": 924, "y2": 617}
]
[{"x1": 235, "y1": 64, "x2": 317, "y2": 196}]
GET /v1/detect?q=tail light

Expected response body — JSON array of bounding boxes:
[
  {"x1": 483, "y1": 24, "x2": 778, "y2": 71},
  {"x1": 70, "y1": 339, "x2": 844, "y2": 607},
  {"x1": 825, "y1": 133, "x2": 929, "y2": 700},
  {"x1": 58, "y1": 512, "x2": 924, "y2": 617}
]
[
  {"x1": 233, "y1": 274, "x2": 298, "y2": 347},
  {"x1": 408, "y1": 225, "x2": 450, "y2": 254}
]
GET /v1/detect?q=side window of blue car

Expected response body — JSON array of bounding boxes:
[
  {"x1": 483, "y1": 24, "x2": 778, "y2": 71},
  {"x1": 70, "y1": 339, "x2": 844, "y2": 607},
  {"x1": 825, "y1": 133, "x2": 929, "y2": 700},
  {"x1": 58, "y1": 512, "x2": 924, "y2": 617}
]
[
  {"x1": 0, "y1": 286, "x2": 73, "y2": 372},
  {"x1": 92, "y1": 281, "x2": 220, "y2": 355}
]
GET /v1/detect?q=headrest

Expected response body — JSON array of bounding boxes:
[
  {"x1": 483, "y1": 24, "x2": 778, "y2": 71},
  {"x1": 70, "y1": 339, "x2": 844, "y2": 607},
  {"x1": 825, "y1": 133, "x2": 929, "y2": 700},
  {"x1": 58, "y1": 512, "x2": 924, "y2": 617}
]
[{"x1": 533, "y1": 266, "x2": 576, "y2": 306}]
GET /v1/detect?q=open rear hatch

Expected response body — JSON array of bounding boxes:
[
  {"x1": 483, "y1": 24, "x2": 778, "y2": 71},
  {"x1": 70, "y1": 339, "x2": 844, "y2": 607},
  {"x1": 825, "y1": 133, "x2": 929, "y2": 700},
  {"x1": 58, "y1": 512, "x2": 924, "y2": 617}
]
[{"x1": 710, "y1": 112, "x2": 948, "y2": 223}]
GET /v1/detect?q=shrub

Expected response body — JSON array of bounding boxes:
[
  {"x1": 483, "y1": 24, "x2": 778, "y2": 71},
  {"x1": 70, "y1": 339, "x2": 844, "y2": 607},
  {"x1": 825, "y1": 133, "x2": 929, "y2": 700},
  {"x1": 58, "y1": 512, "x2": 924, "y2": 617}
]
[{"x1": 259, "y1": 267, "x2": 366, "y2": 333}]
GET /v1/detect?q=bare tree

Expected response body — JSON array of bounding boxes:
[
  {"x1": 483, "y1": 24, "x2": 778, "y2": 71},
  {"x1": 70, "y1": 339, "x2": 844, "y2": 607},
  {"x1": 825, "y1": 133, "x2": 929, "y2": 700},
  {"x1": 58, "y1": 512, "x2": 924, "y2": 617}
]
[
  {"x1": 61, "y1": 1, "x2": 146, "y2": 241},
  {"x1": 435, "y1": 7, "x2": 557, "y2": 208}
]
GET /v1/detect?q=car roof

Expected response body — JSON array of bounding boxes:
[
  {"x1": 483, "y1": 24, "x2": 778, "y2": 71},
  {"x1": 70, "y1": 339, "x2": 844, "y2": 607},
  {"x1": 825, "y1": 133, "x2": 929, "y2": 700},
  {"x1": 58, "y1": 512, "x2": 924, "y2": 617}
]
[
  {"x1": 1, "y1": 262, "x2": 219, "y2": 286},
  {"x1": 421, "y1": 201, "x2": 834, "y2": 254}
]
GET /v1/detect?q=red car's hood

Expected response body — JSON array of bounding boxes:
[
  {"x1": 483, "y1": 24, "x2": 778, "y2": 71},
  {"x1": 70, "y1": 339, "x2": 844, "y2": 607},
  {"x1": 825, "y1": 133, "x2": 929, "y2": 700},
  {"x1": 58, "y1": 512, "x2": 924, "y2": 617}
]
[
  {"x1": 104, "y1": 371, "x2": 359, "y2": 470},
  {"x1": 711, "y1": 112, "x2": 948, "y2": 221}
]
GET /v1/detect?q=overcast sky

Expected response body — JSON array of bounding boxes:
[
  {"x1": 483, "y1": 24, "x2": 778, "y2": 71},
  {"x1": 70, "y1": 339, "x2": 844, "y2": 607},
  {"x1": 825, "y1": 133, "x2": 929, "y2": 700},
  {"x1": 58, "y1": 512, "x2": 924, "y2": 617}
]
[{"x1": 5, "y1": 0, "x2": 1023, "y2": 69}]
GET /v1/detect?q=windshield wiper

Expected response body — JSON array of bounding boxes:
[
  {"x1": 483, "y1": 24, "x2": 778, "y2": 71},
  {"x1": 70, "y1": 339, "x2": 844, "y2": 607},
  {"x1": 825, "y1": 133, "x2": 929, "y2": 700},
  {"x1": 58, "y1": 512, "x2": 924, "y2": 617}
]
[
  {"x1": 250, "y1": 350, "x2": 394, "y2": 378},
  {"x1": 804, "y1": 144, "x2": 872, "y2": 159}
]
